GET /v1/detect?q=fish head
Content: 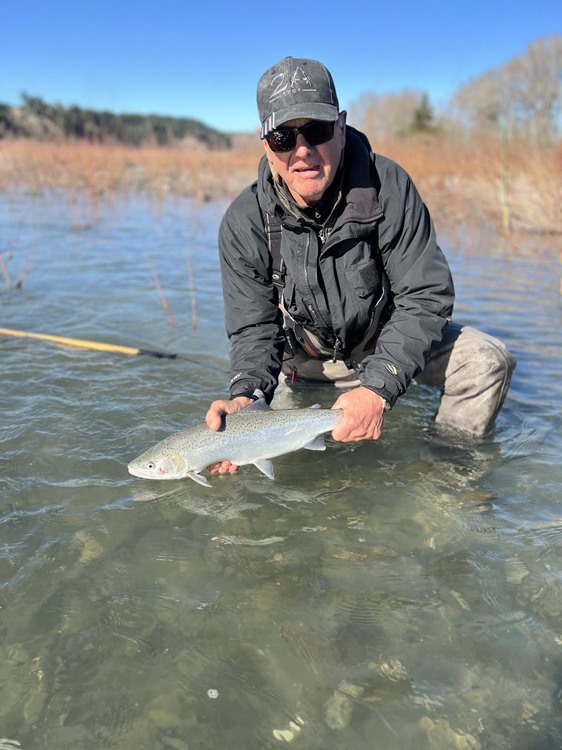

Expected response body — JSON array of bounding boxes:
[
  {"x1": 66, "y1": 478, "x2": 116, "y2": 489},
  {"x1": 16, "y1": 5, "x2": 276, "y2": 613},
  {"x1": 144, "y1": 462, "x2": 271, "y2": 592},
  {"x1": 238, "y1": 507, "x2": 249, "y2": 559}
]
[{"x1": 128, "y1": 447, "x2": 189, "y2": 480}]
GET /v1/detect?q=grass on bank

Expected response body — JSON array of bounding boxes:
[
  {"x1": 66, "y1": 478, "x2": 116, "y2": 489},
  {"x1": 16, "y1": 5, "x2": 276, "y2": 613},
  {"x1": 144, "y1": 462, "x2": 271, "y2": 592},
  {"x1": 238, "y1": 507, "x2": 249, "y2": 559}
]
[{"x1": 0, "y1": 134, "x2": 560, "y2": 237}]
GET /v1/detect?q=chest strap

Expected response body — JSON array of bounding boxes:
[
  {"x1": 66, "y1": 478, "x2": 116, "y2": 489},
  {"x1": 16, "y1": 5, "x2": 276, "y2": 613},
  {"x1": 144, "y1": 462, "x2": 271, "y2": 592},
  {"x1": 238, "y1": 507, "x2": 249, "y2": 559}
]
[{"x1": 264, "y1": 212, "x2": 285, "y2": 293}]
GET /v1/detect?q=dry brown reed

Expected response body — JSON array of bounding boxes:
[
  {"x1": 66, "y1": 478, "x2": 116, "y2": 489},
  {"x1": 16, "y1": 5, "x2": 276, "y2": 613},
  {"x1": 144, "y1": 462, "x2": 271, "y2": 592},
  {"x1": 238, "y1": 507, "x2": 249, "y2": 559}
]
[
  {"x1": 0, "y1": 138, "x2": 261, "y2": 202},
  {"x1": 1, "y1": 134, "x2": 560, "y2": 237},
  {"x1": 0, "y1": 250, "x2": 34, "y2": 291},
  {"x1": 0, "y1": 253, "x2": 12, "y2": 290},
  {"x1": 148, "y1": 261, "x2": 176, "y2": 331},
  {"x1": 370, "y1": 132, "x2": 562, "y2": 238},
  {"x1": 186, "y1": 252, "x2": 197, "y2": 331}
]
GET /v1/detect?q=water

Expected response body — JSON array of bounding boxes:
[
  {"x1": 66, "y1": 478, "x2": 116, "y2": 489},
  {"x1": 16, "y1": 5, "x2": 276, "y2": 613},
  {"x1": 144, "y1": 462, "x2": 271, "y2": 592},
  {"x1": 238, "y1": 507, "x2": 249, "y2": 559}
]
[{"x1": 1, "y1": 191, "x2": 562, "y2": 750}]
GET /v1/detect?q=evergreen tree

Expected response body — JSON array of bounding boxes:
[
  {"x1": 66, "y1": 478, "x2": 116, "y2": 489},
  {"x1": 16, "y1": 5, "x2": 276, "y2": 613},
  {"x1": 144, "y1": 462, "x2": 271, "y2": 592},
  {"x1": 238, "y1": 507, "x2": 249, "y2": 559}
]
[{"x1": 411, "y1": 93, "x2": 435, "y2": 133}]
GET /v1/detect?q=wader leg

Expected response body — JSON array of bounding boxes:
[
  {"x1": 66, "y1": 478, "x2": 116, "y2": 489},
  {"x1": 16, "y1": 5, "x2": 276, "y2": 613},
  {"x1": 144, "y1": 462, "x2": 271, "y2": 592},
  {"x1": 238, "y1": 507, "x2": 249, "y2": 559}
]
[{"x1": 414, "y1": 323, "x2": 516, "y2": 436}]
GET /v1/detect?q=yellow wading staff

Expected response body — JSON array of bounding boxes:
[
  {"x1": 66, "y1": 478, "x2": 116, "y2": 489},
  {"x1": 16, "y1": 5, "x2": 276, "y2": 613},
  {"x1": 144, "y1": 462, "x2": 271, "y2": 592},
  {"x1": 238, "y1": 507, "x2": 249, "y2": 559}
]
[{"x1": 0, "y1": 327, "x2": 177, "y2": 359}]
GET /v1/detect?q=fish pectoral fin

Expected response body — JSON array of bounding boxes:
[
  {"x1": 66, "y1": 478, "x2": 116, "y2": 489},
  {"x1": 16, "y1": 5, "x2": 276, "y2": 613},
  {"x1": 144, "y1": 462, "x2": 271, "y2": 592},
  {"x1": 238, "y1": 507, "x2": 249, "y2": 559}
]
[
  {"x1": 187, "y1": 471, "x2": 211, "y2": 488},
  {"x1": 303, "y1": 436, "x2": 326, "y2": 451},
  {"x1": 253, "y1": 459, "x2": 275, "y2": 480}
]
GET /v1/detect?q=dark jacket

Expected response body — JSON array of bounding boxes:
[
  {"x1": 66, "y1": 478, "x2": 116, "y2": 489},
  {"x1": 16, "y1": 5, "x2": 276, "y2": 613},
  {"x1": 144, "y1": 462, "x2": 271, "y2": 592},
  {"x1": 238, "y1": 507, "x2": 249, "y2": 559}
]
[{"x1": 218, "y1": 126, "x2": 454, "y2": 407}]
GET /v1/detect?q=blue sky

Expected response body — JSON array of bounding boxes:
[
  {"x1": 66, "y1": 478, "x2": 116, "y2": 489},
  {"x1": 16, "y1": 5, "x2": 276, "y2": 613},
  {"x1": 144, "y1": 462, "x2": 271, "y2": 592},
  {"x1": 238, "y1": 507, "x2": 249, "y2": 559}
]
[{"x1": 2, "y1": 0, "x2": 560, "y2": 133}]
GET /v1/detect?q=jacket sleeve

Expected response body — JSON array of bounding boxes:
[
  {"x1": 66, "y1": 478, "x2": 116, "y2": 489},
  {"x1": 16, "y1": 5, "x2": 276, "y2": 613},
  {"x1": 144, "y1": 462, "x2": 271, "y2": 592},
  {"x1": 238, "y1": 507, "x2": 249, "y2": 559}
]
[
  {"x1": 358, "y1": 162, "x2": 454, "y2": 406},
  {"x1": 218, "y1": 194, "x2": 286, "y2": 403}
]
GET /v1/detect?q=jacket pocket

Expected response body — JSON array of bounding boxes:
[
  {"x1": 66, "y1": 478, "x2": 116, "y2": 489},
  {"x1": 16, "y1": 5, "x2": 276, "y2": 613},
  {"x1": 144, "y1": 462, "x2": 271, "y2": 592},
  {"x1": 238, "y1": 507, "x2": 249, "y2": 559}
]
[{"x1": 349, "y1": 257, "x2": 380, "y2": 299}]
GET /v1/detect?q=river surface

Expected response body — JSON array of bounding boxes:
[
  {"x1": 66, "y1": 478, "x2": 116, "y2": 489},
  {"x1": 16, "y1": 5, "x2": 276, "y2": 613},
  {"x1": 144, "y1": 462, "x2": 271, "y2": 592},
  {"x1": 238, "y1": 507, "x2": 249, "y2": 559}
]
[{"x1": 1, "y1": 191, "x2": 562, "y2": 750}]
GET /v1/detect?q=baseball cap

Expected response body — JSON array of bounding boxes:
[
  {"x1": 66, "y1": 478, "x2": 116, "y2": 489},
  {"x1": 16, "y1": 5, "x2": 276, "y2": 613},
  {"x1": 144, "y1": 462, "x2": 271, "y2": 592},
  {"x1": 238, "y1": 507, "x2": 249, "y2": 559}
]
[{"x1": 257, "y1": 57, "x2": 339, "y2": 138}]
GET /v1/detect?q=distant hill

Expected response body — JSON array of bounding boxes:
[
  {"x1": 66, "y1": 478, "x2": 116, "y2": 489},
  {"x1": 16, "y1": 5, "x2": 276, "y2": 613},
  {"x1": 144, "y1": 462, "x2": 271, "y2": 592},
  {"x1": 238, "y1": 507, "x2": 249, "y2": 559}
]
[{"x1": 0, "y1": 93, "x2": 232, "y2": 149}]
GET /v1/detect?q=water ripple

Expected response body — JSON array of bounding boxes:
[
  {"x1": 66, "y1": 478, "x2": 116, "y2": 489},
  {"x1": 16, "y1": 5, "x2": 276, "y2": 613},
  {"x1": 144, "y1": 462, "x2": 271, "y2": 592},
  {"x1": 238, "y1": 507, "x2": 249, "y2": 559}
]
[{"x1": 2, "y1": 194, "x2": 562, "y2": 749}]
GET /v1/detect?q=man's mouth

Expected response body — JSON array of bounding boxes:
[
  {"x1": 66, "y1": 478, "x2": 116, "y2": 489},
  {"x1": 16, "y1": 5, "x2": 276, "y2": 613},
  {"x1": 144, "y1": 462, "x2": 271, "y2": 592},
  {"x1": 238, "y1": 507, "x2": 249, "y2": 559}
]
[{"x1": 294, "y1": 165, "x2": 319, "y2": 174}]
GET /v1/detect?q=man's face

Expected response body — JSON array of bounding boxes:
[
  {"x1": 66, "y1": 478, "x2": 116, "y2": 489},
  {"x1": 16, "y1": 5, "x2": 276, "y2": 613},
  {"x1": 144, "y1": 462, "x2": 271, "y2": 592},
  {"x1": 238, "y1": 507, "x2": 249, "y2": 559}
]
[{"x1": 262, "y1": 113, "x2": 346, "y2": 207}]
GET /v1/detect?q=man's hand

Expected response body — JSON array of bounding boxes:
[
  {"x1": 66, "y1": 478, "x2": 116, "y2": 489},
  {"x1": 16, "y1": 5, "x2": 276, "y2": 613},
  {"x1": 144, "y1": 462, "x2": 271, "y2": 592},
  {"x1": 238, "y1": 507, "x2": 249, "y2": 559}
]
[
  {"x1": 331, "y1": 386, "x2": 386, "y2": 442},
  {"x1": 205, "y1": 396, "x2": 254, "y2": 474}
]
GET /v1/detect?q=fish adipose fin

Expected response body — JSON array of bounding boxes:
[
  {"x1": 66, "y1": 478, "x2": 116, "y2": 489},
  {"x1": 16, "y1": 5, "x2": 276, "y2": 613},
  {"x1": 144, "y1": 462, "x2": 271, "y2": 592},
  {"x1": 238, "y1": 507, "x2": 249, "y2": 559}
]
[
  {"x1": 188, "y1": 471, "x2": 211, "y2": 487},
  {"x1": 303, "y1": 435, "x2": 326, "y2": 451},
  {"x1": 253, "y1": 458, "x2": 275, "y2": 479}
]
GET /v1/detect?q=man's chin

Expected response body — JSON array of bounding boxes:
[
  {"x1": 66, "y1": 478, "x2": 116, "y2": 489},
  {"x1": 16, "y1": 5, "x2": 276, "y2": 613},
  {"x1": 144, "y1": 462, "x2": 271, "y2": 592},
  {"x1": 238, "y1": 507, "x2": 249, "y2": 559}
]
[{"x1": 292, "y1": 180, "x2": 327, "y2": 206}]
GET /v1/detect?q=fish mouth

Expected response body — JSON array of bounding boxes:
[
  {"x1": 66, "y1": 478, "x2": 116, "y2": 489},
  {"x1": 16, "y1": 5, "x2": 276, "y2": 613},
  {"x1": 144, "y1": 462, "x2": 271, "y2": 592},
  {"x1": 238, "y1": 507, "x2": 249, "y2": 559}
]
[
  {"x1": 127, "y1": 452, "x2": 189, "y2": 480},
  {"x1": 127, "y1": 463, "x2": 160, "y2": 479}
]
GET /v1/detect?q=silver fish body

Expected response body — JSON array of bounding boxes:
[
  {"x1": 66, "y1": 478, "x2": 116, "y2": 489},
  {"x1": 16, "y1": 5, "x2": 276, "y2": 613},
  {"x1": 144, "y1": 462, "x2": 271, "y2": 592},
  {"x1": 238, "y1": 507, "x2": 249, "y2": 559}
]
[{"x1": 128, "y1": 400, "x2": 342, "y2": 487}]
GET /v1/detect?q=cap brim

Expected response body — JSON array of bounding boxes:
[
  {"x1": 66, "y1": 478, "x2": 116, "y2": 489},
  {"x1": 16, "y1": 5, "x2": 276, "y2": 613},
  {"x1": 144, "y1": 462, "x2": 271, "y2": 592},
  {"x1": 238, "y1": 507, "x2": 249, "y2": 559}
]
[{"x1": 261, "y1": 103, "x2": 339, "y2": 138}]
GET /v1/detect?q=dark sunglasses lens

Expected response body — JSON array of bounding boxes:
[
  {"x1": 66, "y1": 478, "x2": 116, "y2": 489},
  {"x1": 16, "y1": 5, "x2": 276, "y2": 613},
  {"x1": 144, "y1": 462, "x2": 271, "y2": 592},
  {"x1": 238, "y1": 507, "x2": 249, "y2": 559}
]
[
  {"x1": 266, "y1": 120, "x2": 337, "y2": 152},
  {"x1": 266, "y1": 129, "x2": 296, "y2": 152},
  {"x1": 302, "y1": 121, "x2": 335, "y2": 146}
]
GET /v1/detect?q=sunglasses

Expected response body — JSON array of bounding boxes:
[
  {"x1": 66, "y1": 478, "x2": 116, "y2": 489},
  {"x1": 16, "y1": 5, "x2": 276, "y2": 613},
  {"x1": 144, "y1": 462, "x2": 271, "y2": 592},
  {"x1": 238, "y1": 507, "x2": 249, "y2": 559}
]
[{"x1": 264, "y1": 119, "x2": 338, "y2": 153}]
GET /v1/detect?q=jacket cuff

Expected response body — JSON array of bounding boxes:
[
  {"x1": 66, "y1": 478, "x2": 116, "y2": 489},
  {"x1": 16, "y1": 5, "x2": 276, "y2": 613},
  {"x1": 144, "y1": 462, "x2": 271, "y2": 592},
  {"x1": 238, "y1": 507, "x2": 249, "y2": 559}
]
[{"x1": 231, "y1": 385, "x2": 270, "y2": 403}]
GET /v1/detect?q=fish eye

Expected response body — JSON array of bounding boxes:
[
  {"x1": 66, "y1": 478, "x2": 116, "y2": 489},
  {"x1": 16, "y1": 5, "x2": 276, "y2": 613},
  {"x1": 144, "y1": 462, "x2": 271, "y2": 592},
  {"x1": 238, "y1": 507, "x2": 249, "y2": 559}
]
[{"x1": 146, "y1": 462, "x2": 155, "y2": 469}]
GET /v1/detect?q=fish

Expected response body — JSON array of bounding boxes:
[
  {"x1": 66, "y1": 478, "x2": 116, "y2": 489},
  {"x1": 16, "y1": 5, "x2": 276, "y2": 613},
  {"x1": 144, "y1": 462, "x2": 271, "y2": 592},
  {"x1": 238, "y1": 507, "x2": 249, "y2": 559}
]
[{"x1": 127, "y1": 399, "x2": 342, "y2": 487}]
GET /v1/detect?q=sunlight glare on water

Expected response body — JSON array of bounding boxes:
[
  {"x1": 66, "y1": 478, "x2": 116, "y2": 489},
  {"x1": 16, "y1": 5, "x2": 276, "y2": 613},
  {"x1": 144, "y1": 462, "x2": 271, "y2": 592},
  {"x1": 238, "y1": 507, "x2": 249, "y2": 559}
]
[{"x1": 1, "y1": 192, "x2": 562, "y2": 749}]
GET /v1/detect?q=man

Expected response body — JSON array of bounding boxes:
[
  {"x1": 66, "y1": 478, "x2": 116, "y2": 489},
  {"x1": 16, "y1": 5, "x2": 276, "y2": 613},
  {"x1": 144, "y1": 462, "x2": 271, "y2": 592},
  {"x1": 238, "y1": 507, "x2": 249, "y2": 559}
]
[{"x1": 206, "y1": 56, "x2": 516, "y2": 476}]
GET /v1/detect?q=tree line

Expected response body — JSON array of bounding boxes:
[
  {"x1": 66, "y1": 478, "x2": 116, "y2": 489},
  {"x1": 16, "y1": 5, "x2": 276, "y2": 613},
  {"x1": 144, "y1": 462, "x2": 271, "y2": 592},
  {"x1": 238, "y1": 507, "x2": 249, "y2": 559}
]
[
  {"x1": 0, "y1": 94, "x2": 231, "y2": 149},
  {"x1": 1, "y1": 34, "x2": 560, "y2": 148},
  {"x1": 351, "y1": 35, "x2": 561, "y2": 143}
]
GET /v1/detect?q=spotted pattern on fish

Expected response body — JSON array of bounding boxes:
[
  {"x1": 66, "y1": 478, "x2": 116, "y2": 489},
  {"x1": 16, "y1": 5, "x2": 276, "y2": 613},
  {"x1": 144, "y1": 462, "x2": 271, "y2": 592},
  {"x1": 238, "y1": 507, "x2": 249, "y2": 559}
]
[{"x1": 128, "y1": 400, "x2": 342, "y2": 487}]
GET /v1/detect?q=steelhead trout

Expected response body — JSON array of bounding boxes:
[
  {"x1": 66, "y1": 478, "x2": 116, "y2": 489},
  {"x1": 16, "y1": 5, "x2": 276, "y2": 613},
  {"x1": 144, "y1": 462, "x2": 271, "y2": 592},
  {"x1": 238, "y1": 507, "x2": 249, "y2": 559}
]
[{"x1": 128, "y1": 399, "x2": 342, "y2": 487}]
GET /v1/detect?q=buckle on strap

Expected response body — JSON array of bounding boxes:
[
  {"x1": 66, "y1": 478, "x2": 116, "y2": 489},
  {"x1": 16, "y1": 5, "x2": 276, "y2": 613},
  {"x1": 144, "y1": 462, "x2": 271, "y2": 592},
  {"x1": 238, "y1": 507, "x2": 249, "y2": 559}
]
[{"x1": 271, "y1": 268, "x2": 285, "y2": 290}]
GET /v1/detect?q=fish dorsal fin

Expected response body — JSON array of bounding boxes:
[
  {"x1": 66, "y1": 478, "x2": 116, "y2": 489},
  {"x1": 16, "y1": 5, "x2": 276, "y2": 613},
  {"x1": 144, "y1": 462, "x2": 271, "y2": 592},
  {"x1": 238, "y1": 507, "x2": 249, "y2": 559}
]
[
  {"x1": 246, "y1": 398, "x2": 270, "y2": 412},
  {"x1": 308, "y1": 403, "x2": 321, "y2": 409},
  {"x1": 303, "y1": 435, "x2": 326, "y2": 451}
]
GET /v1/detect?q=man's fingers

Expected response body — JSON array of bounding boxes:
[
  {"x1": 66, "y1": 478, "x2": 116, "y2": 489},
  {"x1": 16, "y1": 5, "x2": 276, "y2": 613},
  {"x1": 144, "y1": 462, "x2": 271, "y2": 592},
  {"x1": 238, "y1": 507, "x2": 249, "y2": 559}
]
[
  {"x1": 330, "y1": 386, "x2": 385, "y2": 442},
  {"x1": 205, "y1": 400, "x2": 229, "y2": 431},
  {"x1": 204, "y1": 396, "x2": 254, "y2": 470},
  {"x1": 206, "y1": 396, "x2": 254, "y2": 431},
  {"x1": 332, "y1": 422, "x2": 369, "y2": 442},
  {"x1": 208, "y1": 460, "x2": 239, "y2": 474},
  {"x1": 205, "y1": 411, "x2": 223, "y2": 431}
]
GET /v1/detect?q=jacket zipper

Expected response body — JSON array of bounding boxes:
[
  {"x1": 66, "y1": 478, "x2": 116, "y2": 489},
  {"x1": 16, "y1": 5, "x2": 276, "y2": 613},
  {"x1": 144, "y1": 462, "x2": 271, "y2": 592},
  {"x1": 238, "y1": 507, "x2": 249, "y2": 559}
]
[{"x1": 303, "y1": 232, "x2": 330, "y2": 331}]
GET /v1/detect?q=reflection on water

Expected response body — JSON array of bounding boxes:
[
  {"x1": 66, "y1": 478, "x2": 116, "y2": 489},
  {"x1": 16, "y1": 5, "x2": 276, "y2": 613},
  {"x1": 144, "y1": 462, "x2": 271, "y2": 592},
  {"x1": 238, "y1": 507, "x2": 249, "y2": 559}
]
[{"x1": 1, "y1": 192, "x2": 562, "y2": 749}]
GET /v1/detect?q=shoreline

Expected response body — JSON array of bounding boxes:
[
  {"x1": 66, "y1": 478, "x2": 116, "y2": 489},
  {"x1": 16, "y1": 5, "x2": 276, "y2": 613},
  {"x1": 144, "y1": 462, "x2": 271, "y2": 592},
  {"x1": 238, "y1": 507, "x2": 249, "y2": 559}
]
[{"x1": 1, "y1": 137, "x2": 560, "y2": 237}]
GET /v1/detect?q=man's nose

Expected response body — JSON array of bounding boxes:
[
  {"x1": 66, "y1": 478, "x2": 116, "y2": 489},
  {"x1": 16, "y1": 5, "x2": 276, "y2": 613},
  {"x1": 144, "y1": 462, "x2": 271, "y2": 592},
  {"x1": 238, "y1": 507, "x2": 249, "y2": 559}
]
[{"x1": 294, "y1": 134, "x2": 312, "y2": 153}]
